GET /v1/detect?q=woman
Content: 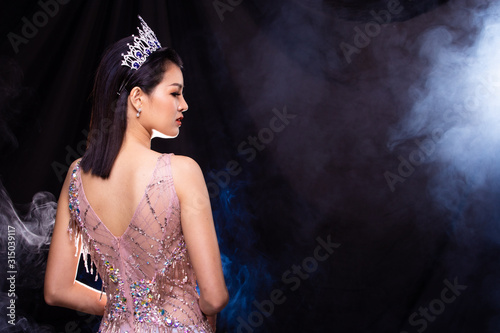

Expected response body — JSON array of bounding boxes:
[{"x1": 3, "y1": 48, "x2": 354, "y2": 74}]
[{"x1": 44, "y1": 16, "x2": 229, "y2": 332}]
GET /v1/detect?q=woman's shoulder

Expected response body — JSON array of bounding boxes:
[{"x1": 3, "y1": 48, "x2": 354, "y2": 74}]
[
  {"x1": 170, "y1": 154, "x2": 201, "y2": 171},
  {"x1": 169, "y1": 155, "x2": 205, "y2": 193},
  {"x1": 65, "y1": 158, "x2": 82, "y2": 180},
  {"x1": 69, "y1": 158, "x2": 82, "y2": 169},
  {"x1": 58, "y1": 159, "x2": 82, "y2": 199}
]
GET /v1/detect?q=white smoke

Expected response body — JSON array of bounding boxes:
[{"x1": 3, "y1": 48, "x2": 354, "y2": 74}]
[
  {"x1": 0, "y1": 181, "x2": 56, "y2": 331},
  {"x1": 389, "y1": 0, "x2": 500, "y2": 209}
]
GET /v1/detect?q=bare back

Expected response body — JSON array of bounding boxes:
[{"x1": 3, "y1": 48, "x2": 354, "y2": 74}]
[
  {"x1": 66, "y1": 152, "x2": 213, "y2": 332},
  {"x1": 79, "y1": 150, "x2": 163, "y2": 237}
]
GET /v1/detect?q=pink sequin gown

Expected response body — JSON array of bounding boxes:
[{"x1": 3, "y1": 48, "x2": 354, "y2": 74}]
[{"x1": 67, "y1": 154, "x2": 212, "y2": 333}]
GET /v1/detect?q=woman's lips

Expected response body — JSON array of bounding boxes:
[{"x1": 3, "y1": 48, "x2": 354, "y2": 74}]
[{"x1": 176, "y1": 116, "x2": 183, "y2": 126}]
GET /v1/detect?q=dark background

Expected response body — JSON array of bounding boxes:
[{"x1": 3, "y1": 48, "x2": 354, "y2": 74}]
[{"x1": 1, "y1": 0, "x2": 500, "y2": 332}]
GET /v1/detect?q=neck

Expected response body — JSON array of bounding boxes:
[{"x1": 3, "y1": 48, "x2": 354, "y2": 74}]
[{"x1": 120, "y1": 120, "x2": 152, "y2": 154}]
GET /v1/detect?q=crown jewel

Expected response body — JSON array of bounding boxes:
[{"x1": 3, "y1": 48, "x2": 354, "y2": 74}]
[{"x1": 121, "y1": 16, "x2": 161, "y2": 70}]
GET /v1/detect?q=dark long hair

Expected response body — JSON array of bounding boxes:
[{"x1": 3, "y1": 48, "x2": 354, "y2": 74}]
[{"x1": 80, "y1": 36, "x2": 182, "y2": 178}]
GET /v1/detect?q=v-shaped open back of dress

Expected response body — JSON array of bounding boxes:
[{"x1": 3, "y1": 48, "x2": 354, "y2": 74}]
[{"x1": 67, "y1": 153, "x2": 212, "y2": 333}]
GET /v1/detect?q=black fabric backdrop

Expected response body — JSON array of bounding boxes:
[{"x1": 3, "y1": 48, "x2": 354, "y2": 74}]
[{"x1": 1, "y1": 0, "x2": 500, "y2": 332}]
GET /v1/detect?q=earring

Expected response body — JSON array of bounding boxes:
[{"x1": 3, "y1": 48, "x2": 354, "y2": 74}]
[{"x1": 136, "y1": 107, "x2": 142, "y2": 118}]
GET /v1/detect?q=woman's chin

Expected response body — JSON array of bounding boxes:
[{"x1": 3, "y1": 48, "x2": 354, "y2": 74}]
[{"x1": 151, "y1": 129, "x2": 179, "y2": 139}]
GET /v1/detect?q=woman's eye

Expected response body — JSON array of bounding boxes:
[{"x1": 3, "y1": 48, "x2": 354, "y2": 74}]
[{"x1": 171, "y1": 92, "x2": 181, "y2": 97}]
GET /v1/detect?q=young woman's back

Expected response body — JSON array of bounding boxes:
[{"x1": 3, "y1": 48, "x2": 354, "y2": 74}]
[
  {"x1": 44, "y1": 17, "x2": 228, "y2": 332},
  {"x1": 80, "y1": 150, "x2": 162, "y2": 238},
  {"x1": 71, "y1": 152, "x2": 211, "y2": 332}
]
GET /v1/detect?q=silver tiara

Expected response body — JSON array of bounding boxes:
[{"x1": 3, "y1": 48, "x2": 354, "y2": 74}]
[{"x1": 121, "y1": 16, "x2": 162, "y2": 70}]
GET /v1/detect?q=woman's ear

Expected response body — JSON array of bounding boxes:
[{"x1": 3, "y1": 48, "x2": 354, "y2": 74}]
[{"x1": 129, "y1": 86, "x2": 143, "y2": 110}]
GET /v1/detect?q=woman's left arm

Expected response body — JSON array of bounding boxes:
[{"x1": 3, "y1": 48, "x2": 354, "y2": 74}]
[{"x1": 44, "y1": 160, "x2": 107, "y2": 315}]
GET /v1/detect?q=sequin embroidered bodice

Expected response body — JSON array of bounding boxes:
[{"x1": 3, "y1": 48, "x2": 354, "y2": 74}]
[{"x1": 67, "y1": 154, "x2": 212, "y2": 333}]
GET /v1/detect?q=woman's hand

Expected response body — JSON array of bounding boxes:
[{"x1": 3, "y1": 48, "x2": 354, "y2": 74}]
[{"x1": 44, "y1": 160, "x2": 107, "y2": 315}]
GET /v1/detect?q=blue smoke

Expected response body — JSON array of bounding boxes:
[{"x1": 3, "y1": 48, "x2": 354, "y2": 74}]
[{"x1": 210, "y1": 180, "x2": 273, "y2": 331}]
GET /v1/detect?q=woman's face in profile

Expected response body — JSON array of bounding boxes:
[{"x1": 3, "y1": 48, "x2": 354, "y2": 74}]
[{"x1": 143, "y1": 64, "x2": 188, "y2": 138}]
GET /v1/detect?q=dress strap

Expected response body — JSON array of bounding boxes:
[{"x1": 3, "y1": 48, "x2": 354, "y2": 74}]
[{"x1": 67, "y1": 160, "x2": 82, "y2": 253}]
